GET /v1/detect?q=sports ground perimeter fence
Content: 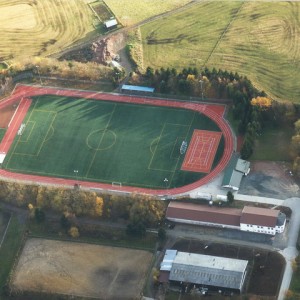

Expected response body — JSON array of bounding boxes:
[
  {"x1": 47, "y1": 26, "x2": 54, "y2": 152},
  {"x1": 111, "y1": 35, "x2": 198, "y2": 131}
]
[
  {"x1": 9, "y1": 72, "x2": 232, "y2": 105},
  {"x1": 121, "y1": 90, "x2": 232, "y2": 105}
]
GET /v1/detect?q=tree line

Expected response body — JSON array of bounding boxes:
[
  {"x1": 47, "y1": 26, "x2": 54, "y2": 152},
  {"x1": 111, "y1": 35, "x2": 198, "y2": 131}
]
[
  {"x1": 129, "y1": 66, "x2": 300, "y2": 160},
  {"x1": 0, "y1": 56, "x2": 117, "y2": 82},
  {"x1": 130, "y1": 66, "x2": 266, "y2": 159},
  {"x1": 0, "y1": 181, "x2": 166, "y2": 235}
]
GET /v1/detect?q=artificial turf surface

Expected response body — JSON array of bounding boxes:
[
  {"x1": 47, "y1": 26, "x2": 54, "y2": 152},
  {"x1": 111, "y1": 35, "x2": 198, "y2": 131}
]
[
  {"x1": 3, "y1": 95, "x2": 224, "y2": 189},
  {"x1": 0, "y1": 129, "x2": 6, "y2": 143}
]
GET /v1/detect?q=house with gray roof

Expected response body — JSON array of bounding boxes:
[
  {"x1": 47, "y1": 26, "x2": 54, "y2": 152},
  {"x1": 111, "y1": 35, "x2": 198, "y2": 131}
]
[{"x1": 222, "y1": 153, "x2": 250, "y2": 191}]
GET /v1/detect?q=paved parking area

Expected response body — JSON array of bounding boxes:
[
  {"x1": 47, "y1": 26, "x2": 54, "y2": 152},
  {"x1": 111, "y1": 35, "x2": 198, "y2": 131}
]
[
  {"x1": 168, "y1": 223, "x2": 278, "y2": 249},
  {"x1": 239, "y1": 161, "x2": 300, "y2": 199}
]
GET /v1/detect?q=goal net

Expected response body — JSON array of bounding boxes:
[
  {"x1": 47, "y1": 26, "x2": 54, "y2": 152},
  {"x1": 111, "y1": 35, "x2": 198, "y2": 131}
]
[
  {"x1": 112, "y1": 182, "x2": 122, "y2": 188},
  {"x1": 180, "y1": 140, "x2": 188, "y2": 154}
]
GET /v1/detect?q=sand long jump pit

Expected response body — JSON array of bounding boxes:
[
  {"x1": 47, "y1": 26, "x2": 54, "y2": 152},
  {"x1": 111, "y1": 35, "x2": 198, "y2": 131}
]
[{"x1": 11, "y1": 238, "x2": 153, "y2": 299}]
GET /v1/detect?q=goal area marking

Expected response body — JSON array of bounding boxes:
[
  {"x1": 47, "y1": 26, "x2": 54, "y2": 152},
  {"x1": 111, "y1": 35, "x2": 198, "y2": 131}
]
[{"x1": 181, "y1": 130, "x2": 222, "y2": 173}]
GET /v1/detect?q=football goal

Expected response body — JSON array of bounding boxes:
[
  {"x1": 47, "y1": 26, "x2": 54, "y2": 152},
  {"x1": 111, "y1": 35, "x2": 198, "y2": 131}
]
[
  {"x1": 112, "y1": 182, "x2": 122, "y2": 188},
  {"x1": 180, "y1": 141, "x2": 188, "y2": 154}
]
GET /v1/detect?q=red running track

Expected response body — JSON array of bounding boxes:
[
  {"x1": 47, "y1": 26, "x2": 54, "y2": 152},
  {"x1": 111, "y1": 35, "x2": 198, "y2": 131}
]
[
  {"x1": 0, "y1": 98, "x2": 31, "y2": 153},
  {"x1": 0, "y1": 84, "x2": 234, "y2": 196}
]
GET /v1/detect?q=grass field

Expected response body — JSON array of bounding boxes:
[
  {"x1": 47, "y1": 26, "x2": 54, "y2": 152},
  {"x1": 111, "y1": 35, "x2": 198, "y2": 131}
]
[
  {"x1": 104, "y1": 0, "x2": 192, "y2": 26},
  {"x1": 290, "y1": 277, "x2": 300, "y2": 300},
  {"x1": 0, "y1": 0, "x2": 95, "y2": 59},
  {"x1": 251, "y1": 125, "x2": 293, "y2": 161},
  {"x1": 0, "y1": 215, "x2": 24, "y2": 292},
  {"x1": 0, "y1": 129, "x2": 6, "y2": 144},
  {"x1": 11, "y1": 238, "x2": 153, "y2": 299},
  {"x1": 3, "y1": 95, "x2": 224, "y2": 189},
  {"x1": 140, "y1": 1, "x2": 300, "y2": 102},
  {"x1": 28, "y1": 218, "x2": 157, "y2": 251},
  {"x1": 90, "y1": 1, "x2": 114, "y2": 21}
]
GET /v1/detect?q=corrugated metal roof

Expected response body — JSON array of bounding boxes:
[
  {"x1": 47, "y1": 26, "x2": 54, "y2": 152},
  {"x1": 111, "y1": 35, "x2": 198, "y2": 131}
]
[
  {"x1": 169, "y1": 252, "x2": 248, "y2": 290},
  {"x1": 166, "y1": 202, "x2": 242, "y2": 226},
  {"x1": 164, "y1": 249, "x2": 177, "y2": 261},
  {"x1": 122, "y1": 84, "x2": 154, "y2": 93},
  {"x1": 160, "y1": 249, "x2": 177, "y2": 271}
]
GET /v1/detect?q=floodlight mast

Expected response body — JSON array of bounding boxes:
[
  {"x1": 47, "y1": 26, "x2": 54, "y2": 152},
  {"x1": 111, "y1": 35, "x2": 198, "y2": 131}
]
[
  {"x1": 164, "y1": 178, "x2": 168, "y2": 189},
  {"x1": 199, "y1": 80, "x2": 204, "y2": 100},
  {"x1": 74, "y1": 169, "x2": 79, "y2": 183},
  {"x1": 35, "y1": 65, "x2": 43, "y2": 85}
]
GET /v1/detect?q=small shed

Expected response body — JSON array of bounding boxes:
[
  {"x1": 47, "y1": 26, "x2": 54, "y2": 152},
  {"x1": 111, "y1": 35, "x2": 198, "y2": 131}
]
[
  {"x1": 109, "y1": 60, "x2": 122, "y2": 70},
  {"x1": 104, "y1": 18, "x2": 118, "y2": 29}
]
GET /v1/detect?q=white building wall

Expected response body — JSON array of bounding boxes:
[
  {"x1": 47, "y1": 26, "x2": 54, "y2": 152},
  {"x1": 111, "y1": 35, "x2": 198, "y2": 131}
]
[
  {"x1": 275, "y1": 219, "x2": 286, "y2": 233},
  {"x1": 167, "y1": 217, "x2": 240, "y2": 230},
  {"x1": 168, "y1": 216, "x2": 285, "y2": 236},
  {"x1": 239, "y1": 269, "x2": 248, "y2": 292},
  {"x1": 240, "y1": 223, "x2": 276, "y2": 235}
]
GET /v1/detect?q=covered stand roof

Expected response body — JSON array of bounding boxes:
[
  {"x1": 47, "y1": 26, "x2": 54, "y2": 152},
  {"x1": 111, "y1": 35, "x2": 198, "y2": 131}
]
[
  {"x1": 169, "y1": 252, "x2": 248, "y2": 290},
  {"x1": 121, "y1": 84, "x2": 154, "y2": 93}
]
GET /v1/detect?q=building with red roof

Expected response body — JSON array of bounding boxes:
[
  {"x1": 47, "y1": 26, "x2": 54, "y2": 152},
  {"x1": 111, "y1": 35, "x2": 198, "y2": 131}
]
[{"x1": 166, "y1": 202, "x2": 286, "y2": 235}]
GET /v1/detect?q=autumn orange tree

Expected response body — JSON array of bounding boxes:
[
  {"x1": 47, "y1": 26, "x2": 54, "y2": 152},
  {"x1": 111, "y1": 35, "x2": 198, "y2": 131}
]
[{"x1": 251, "y1": 96, "x2": 272, "y2": 109}]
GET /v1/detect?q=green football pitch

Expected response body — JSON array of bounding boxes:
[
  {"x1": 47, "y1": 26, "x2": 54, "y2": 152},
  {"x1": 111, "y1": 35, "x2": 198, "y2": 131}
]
[{"x1": 3, "y1": 95, "x2": 224, "y2": 189}]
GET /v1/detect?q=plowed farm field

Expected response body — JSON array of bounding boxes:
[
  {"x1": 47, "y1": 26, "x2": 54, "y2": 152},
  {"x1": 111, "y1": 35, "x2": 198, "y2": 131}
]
[
  {"x1": 11, "y1": 238, "x2": 153, "y2": 299},
  {"x1": 141, "y1": 1, "x2": 300, "y2": 102},
  {"x1": 104, "y1": 0, "x2": 193, "y2": 26},
  {"x1": 0, "y1": 0, "x2": 95, "y2": 59}
]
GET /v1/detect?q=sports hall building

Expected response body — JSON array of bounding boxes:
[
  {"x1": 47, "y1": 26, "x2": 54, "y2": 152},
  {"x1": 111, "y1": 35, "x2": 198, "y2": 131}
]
[
  {"x1": 166, "y1": 202, "x2": 286, "y2": 235},
  {"x1": 159, "y1": 250, "x2": 248, "y2": 294}
]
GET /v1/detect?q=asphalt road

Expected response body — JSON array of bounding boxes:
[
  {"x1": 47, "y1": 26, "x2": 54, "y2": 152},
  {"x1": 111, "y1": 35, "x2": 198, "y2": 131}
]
[
  {"x1": 166, "y1": 196, "x2": 300, "y2": 300},
  {"x1": 166, "y1": 223, "x2": 275, "y2": 250},
  {"x1": 278, "y1": 198, "x2": 300, "y2": 300}
]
